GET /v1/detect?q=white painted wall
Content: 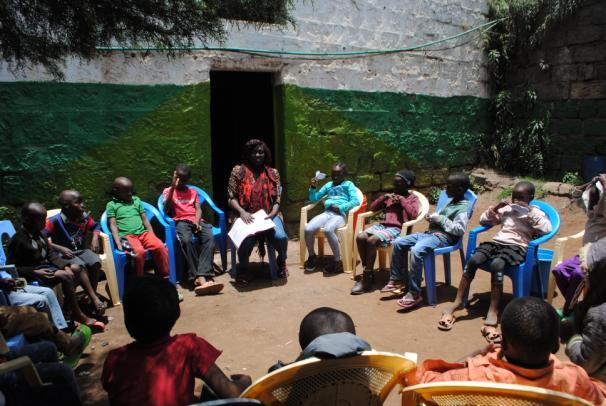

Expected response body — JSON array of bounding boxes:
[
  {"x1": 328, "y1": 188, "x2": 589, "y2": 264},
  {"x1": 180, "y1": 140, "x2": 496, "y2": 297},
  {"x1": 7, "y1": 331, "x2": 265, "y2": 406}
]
[{"x1": 0, "y1": 0, "x2": 489, "y2": 98}]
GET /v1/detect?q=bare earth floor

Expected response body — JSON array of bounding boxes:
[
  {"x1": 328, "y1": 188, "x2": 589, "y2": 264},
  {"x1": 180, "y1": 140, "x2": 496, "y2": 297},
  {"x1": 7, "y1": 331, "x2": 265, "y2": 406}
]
[{"x1": 79, "y1": 190, "x2": 585, "y2": 405}]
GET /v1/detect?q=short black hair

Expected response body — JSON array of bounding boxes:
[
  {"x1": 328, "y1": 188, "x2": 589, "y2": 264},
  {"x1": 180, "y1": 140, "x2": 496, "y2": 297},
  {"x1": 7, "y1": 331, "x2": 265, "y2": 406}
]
[
  {"x1": 243, "y1": 139, "x2": 272, "y2": 166},
  {"x1": 58, "y1": 190, "x2": 80, "y2": 208},
  {"x1": 333, "y1": 162, "x2": 346, "y2": 172},
  {"x1": 21, "y1": 202, "x2": 46, "y2": 220},
  {"x1": 501, "y1": 297, "x2": 559, "y2": 365},
  {"x1": 298, "y1": 307, "x2": 355, "y2": 349},
  {"x1": 512, "y1": 181, "x2": 535, "y2": 203},
  {"x1": 123, "y1": 276, "x2": 180, "y2": 343},
  {"x1": 447, "y1": 172, "x2": 471, "y2": 191},
  {"x1": 175, "y1": 164, "x2": 192, "y2": 178}
]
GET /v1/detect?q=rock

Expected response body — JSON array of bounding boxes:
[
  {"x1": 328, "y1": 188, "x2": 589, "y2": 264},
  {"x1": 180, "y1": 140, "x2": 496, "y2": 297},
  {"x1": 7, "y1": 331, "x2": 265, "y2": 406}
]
[{"x1": 542, "y1": 182, "x2": 575, "y2": 196}]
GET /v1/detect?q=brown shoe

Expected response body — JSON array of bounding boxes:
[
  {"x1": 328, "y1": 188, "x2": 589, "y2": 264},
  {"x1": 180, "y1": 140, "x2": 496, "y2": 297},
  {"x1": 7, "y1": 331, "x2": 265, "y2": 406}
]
[{"x1": 194, "y1": 281, "x2": 224, "y2": 296}]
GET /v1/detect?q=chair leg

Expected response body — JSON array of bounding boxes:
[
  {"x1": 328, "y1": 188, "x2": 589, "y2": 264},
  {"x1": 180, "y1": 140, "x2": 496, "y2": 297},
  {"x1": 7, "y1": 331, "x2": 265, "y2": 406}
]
[
  {"x1": 443, "y1": 254, "x2": 451, "y2": 286},
  {"x1": 299, "y1": 233, "x2": 306, "y2": 269},
  {"x1": 217, "y1": 235, "x2": 228, "y2": 273},
  {"x1": 378, "y1": 249, "x2": 386, "y2": 272},
  {"x1": 229, "y1": 240, "x2": 238, "y2": 278},
  {"x1": 266, "y1": 241, "x2": 278, "y2": 280},
  {"x1": 547, "y1": 270, "x2": 557, "y2": 304},
  {"x1": 115, "y1": 255, "x2": 128, "y2": 300},
  {"x1": 423, "y1": 255, "x2": 437, "y2": 306},
  {"x1": 317, "y1": 236, "x2": 325, "y2": 257},
  {"x1": 101, "y1": 255, "x2": 121, "y2": 306}
]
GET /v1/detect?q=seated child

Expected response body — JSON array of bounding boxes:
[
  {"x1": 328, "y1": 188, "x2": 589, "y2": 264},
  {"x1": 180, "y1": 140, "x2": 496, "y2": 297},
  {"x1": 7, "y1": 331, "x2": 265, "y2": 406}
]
[
  {"x1": 7, "y1": 202, "x2": 100, "y2": 328},
  {"x1": 382, "y1": 173, "x2": 471, "y2": 310},
  {"x1": 417, "y1": 297, "x2": 606, "y2": 405},
  {"x1": 0, "y1": 341, "x2": 82, "y2": 405},
  {"x1": 304, "y1": 163, "x2": 360, "y2": 274},
  {"x1": 102, "y1": 276, "x2": 251, "y2": 405},
  {"x1": 106, "y1": 177, "x2": 169, "y2": 279},
  {"x1": 439, "y1": 181, "x2": 552, "y2": 342},
  {"x1": 566, "y1": 256, "x2": 606, "y2": 386},
  {"x1": 163, "y1": 164, "x2": 223, "y2": 296},
  {"x1": 352, "y1": 170, "x2": 419, "y2": 295},
  {"x1": 269, "y1": 306, "x2": 371, "y2": 372},
  {"x1": 46, "y1": 190, "x2": 106, "y2": 316}
]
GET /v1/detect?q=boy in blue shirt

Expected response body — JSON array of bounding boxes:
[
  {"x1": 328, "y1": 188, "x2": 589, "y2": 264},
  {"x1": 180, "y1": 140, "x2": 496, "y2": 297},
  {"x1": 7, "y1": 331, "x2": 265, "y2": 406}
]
[{"x1": 304, "y1": 163, "x2": 360, "y2": 274}]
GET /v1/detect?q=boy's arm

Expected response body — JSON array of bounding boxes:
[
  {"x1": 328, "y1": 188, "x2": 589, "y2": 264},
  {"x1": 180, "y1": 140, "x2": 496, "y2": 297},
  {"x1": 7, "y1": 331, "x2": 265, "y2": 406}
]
[
  {"x1": 163, "y1": 172, "x2": 179, "y2": 216},
  {"x1": 369, "y1": 195, "x2": 388, "y2": 212},
  {"x1": 435, "y1": 211, "x2": 469, "y2": 237},
  {"x1": 194, "y1": 194, "x2": 202, "y2": 225},
  {"x1": 141, "y1": 212, "x2": 154, "y2": 234},
  {"x1": 88, "y1": 217, "x2": 101, "y2": 253},
  {"x1": 108, "y1": 217, "x2": 123, "y2": 251},
  {"x1": 566, "y1": 312, "x2": 605, "y2": 375},
  {"x1": 309, "y1": 182, "x2": 329, "y2": 203},
  {"x1": 337, "y1": 182, "x2": 361, "y2": 214},
  {"x1": 401, "y1": 194, "x2": 420, "y2": 220},
  {"x1": 529, "y1": 208, "x2": 552, "y2": 236},
  {"x1": 203, "y1": 364, "x2": 252, "y2": 398},
  {"x1": 479, "y1": 207, "x2": 501, "y2": 227}
]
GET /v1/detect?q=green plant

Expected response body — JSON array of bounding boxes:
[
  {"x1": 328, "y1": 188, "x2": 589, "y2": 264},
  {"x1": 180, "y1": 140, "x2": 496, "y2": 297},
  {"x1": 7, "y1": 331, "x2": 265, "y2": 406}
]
[
  {"x1": 471, "y1": 180, "x2": 486, "y2": 195},
  {"x1": 481, "y1": 0, "x2": 582, "y2": 176},
  {"x1": 497, "y1": 186, "x2": 513, "y2": 201},
  {"x1": 562, "y1": 172, "x2": 583, "y2": 186},
  {"x1": 428, "y1": 187, "x2": 441, "y2": 204}
]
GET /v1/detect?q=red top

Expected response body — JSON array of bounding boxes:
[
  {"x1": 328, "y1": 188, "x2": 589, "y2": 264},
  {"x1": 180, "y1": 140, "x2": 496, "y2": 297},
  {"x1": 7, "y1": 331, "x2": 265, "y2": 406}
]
[
  {"x1": 162, "y1": 187, "x2": 199, "y2": 222},
  {"x1": 102, "y1": 334, "x2": 221, "y2": 406},
  {"x1": 369, "y1": 193, "x2": 420, "y2": 229}
]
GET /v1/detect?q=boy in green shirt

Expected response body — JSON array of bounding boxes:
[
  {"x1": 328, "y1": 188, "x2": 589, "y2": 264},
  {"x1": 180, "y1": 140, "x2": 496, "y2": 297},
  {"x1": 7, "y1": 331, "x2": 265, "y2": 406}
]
[{"x1": 106, "y1": 177, "x2": 169, "y2": 279}]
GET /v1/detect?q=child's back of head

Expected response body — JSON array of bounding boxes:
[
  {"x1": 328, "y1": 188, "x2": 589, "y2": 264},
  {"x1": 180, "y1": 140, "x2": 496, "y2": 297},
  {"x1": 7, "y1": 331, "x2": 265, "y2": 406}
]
[
  {"x1": 123, "y1": 276, "x2": 180, "y2": 344},
  {"x1": 501, "y1": 297, "x2": 559, "y2": 368},
  {"x1": 298, "y1": 307, "x2": 355, "y2": 349}
]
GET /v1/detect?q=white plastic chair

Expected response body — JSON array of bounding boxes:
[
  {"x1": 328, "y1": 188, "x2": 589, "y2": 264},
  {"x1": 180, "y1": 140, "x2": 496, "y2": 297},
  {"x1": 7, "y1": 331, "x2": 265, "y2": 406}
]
[
  {"x1": 547, "y1": 230, "x2": 585, "y2": 304},
  {"x1": 299, "y1": 188, "x2": 366, "y2": 273},
  {"x1": 353, "y1": 191, "x2": 430, "y2": 278}
]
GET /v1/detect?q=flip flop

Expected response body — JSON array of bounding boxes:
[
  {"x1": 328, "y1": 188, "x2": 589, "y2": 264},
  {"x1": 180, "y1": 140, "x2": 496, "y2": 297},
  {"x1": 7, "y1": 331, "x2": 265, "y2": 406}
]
[
  {"x1": 481, "y1": 325, "x2": 502, "y2": 344},
  {"x1": 397, "y1": 294, "x2": 423, "y2": 310},
  {"x1": 195, "y1": 281, "x2": 224, "y2": 296},
  {"x1": 85, "y1": 319, "x2": 105, "y2": 333},
  {"x1": 64, "y1": 325, "x2": 92, "y2": 368},
  {"x1": 438, "y1": 313, "x2": 456, "y2": 331}
]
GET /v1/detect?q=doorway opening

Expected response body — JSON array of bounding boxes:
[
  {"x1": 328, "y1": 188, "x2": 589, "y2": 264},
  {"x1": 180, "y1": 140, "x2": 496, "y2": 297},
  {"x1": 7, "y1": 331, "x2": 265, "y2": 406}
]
[{"x1": 210, "y1": 71, "x2": 276, "y2": 211}]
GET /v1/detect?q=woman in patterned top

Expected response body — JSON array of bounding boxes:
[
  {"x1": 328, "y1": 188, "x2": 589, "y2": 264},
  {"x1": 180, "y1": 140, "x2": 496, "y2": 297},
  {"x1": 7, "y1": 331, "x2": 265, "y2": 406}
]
[{"x1": 228, "y1": 139, "x2": 288, "y2": 284}]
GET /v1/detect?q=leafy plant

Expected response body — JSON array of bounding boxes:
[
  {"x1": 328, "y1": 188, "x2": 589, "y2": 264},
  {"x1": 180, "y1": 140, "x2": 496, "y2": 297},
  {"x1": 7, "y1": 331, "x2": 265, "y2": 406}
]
[
  {"x1": 428, "y1": 187, "x2": 441, "y2": 204},
  {"x1": 471, "y1": 180, "x2": 486, "y2": 195},
  {"x1": 562, "y1": 172, "x2": 583, "y2": 186},
  {"x1": 497, "y1": 186, "x2": 513, "y2": 201}
]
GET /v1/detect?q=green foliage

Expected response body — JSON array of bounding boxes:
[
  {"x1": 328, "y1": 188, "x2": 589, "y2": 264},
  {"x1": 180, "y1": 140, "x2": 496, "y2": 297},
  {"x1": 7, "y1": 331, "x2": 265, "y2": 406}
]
[
  {"x1": 481, "y1": 0, "x2": 583, "y2": 176},
  {"x1": 0, "y1": 0, "x2": 294, "y2": 78},
  {"x1": 562, "y1": 171, "x2": 584, "y2": 186},
  {"x1": 497, "y1": 186, "x2": 513, "y2": 201},
  {"x1": 471, "y1": 180, "x2": 486, "y2": 195},
  {"x1": 428, "y1": 187, "x2": 441, "y2": 204},
  {"x1": 0, "y1": 206, "x2": 19, "y2": 226}
]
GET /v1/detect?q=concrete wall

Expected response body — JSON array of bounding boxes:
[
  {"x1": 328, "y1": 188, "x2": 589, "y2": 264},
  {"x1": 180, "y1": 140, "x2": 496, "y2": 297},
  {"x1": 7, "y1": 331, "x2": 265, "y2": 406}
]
[
  {"x1": 507, "y1": 0, "x2": 606, "y2": 178},
  {"x1": 0, "y1": 0, "x2": 490, "y2": 230}
]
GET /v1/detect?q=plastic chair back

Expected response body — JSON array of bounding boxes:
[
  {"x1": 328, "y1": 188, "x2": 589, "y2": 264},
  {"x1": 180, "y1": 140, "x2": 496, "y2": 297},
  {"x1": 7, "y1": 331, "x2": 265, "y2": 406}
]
[
  {"x1": 0, "y1": 221, "x2": 16, "y2": 266},
  {"x1": 436, "y1": 189, "x2": 477, "y2": 219},
  {"x1": 401, "y1": 381, "x2": 592, "y2": 406},
  {"x1": 242, "y1": 351, "x2": 417, "y2": 405}
]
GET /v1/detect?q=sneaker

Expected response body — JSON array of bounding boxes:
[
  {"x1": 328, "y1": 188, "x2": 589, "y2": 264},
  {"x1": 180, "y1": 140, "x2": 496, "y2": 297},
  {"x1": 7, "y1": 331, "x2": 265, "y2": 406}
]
[
  {"x1": 324, "y1": 260, "x2": 343, "y2": 275},
  {"x1": 304, "y1": 255, "x2": 318, "y2": 272},
  {"x1": 351, "y1": 271, "x2": 374, "y2": 295},
  {"x1": 380, "y1": 280, "x2": 403, "y2": 293}
]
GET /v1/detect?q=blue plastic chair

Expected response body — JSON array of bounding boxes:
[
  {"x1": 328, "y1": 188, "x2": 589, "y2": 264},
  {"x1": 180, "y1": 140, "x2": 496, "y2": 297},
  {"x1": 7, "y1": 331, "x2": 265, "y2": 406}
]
[
  {"x1": 157, "y1": 185, "x2": 228, "y2": 279},
  {"x1": 423, "y1": 189, "x2": 478, "y2": 306},
  {"x1": 100, "y1": 201, "x2": 177, "y2": 299},
  {"x1": 0, "y1": 220, "x2": 16, "y2": 267},
  {"x1": 464, "y1": 200, "x2": 561, "y2": 304}
]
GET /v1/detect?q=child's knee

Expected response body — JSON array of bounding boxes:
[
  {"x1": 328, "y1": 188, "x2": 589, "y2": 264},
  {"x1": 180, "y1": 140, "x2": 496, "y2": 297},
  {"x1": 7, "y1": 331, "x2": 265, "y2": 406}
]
[
  {"x1": 356, "y1": 233, "x2": 368, "y2": 244},
  {"x1": 69, "y1": 264, "x2": 81, "y2": 274}
]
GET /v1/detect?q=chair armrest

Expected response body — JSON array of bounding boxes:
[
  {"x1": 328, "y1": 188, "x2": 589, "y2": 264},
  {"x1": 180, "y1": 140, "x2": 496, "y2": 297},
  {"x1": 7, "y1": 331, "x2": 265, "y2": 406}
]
[
  {"x1": 0, "y1": 356, "x2": 43, "y2": 386},
  {"x1": 554, "y1": 230, "x2": 584, "y2": 265},
  {"x1": 465, "y1": 225, "x2": 492, "y2": 261},
  {"x1": 357, "y1": 211, "x2": 377, "y2": 220},
  {"x1": 300, "y1": 201, "x2": 320, "y2": 214},
  {"x1": 203, "y1": 197, "x2": 225, "y2": 216},
  {"x1": 556, "y1": 230, "x2": 585, "y2": 242}
]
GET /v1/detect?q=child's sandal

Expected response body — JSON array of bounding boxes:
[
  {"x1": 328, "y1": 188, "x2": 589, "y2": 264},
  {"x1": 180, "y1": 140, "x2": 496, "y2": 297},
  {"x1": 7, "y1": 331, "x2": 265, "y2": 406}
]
[{"x1": 437, "y1": 313, "x2": 456, "y2": 331}]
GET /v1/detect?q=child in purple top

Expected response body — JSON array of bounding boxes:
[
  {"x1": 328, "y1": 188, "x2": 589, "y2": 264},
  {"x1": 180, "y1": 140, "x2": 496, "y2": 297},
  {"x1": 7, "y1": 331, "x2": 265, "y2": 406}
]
[
  {"x1": 351, "y1": 170, "x2": 419, "y2": 295},
  {"x1": 438, "y1": 181, "x2": 551, "y2": 343}
]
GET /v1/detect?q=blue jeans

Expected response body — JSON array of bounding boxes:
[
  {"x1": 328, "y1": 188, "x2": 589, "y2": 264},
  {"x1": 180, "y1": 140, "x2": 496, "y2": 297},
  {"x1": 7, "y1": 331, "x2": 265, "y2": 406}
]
[
  {"x1": 7, "y1": 285, "x2": 67, "y2": 330},
  {"x1": 238, "y1": 216, "x2": 288, "y2": 267},
  {"x1": 390, "y1": 232, "x2": 453, "y2": 295}
]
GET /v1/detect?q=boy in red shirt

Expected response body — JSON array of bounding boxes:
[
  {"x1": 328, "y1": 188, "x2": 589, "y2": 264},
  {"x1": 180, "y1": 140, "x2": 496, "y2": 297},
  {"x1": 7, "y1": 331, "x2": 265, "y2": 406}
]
[
  {"x1": 163, "y1": 164, "x2": 223, "y2": 295},
  {"x1": 102, "y1": 276, "x2": 251, "y2": 405}
]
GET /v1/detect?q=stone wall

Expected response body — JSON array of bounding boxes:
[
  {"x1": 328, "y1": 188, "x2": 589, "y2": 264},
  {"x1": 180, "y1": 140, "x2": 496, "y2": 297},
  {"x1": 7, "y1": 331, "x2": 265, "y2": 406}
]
[{"x1": 506, "y1": 0, "x2": 606, "y2": 177}]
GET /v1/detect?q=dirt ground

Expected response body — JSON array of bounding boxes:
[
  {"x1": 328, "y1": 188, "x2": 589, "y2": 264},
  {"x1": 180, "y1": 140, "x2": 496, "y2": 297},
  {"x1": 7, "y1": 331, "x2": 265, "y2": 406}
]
[{"x1": 78, "y1": 188, "x2": 587, "y2": 405}]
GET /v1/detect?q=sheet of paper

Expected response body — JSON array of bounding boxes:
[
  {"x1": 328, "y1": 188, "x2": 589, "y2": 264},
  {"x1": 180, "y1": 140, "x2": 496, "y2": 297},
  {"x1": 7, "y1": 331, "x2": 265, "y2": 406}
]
[{"x1": 228, "y1": 209, "x2": 276, "y2": 249}]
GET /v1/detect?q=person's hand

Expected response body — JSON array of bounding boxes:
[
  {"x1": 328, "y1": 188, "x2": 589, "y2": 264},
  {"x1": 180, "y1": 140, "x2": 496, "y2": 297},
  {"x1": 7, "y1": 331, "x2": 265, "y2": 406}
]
[
  {"x1": 424, "y1": 214, "x2": 431, "y2": 222},
  {"x1": 193, "y1": 223, "x2": 202, "y2": 233},
  {"x1": 310, "y1": 177, "x2": 317, "y2": 188},
  {"x1": 240, "y1": 211, "x2": 254, "y2": 224},
  {"x1": 599, "y1": 173, "x2": 606, "y2": 187},
  {"x1": 33, "y1": 268, "x2": 55, "y2": 279},
  {"x1": 427, "y1": 213, "x2": 440, "y2": 223},
  {"x1": 329, "y1": 205, "x2": 341, "y2": 214},
  {"x1": 490, "y1": 200, "x2": 509, "y2": 212},
  {"x1": 56, "y1": 245, "x2": 75, "y2": 259},
  {"x1": 115, "y1": 241, "x2": 123, "y2": 251},
  {"x1": 90, "y1": 237, "x2": 100, "y2": 254},
  {"x1": 230, "y1": 373, "x2": 252, "y2": 389},
  {"x1": 171, "y1": 171, "x2": 180, "y2": 188},
  {"x1": 560, "y1": 318, "x2": 576, "y2": 343},
  {"x1": 0, "y1": 278, "x2": 16, "y2": 291}
]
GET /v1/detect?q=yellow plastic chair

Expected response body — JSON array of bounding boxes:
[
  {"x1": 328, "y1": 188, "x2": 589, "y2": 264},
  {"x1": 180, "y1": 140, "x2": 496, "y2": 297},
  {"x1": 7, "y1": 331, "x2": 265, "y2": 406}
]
[
  {"x1": 547, "y1": 230, "x2": 585, "y2": 304},
  {"x1": 299, "y1": 188, "x2": 366, "y2": 273},
  {"x1": 46, "y1": 209, "x2": 121, "y2": 306},
  {"x1": 242, "y1": 350, "x2": 417, "y2": 406},
  {"x1": 353, "y1": 191, "x2": 430, "y2": 278},
  {"x1": 401, "y1": 381, "x2": 592, "y2": 406},
  {"x1": 0, "y1": 332, "x2": 43, "y2": 386}
]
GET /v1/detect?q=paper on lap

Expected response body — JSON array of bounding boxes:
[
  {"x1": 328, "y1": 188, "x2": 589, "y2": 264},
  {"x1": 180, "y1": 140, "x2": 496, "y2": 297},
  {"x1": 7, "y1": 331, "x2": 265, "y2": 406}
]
[{"x1": 228, "y1": 210, "x2": 276, "y2": 249}]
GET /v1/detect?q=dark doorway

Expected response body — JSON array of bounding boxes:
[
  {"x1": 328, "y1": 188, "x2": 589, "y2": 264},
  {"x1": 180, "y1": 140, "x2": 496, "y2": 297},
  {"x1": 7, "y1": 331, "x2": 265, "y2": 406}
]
[{"x1": 210, "y1": 71, "x2": 276, "y2": 211}]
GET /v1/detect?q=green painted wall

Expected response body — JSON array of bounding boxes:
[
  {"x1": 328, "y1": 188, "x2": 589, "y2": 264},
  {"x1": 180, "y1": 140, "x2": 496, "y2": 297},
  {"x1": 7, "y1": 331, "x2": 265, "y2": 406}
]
[
  {"x1": 0, "y1": 81, "x2": 488, "y2": 230},
  {"x1": 0, "y1": 82, "x2": 212, "y2": 220}
]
